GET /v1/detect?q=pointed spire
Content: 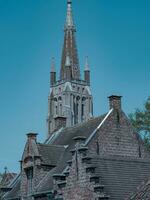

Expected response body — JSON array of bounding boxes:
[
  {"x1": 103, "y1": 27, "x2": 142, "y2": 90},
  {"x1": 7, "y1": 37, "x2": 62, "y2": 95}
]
[
  {"x1": 85, "y1": 56, "x2": 90, "y2": 71},
  {"x1": 60, "y1": 0, "x2": 80, "y2": 80},
  {"x1": 66, "y1": 0, "x2": 74, "y2": 29},
  {"x1": 65, "y1": 54, "x2": 71, "y2": 67},
  {"x1": 4, "y1": 166, "x2": 8, "y2": 174},
  {"x1": 51, "y1": 57, "x2": 56, "y2": 72}
]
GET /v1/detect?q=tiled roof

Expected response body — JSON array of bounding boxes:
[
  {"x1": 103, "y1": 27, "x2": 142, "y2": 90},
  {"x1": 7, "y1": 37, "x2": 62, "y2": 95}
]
[
  {"x1": 5, "y1": 113, "x2": 150, "y2": 199},
  {"x1": 0, "y1": 173, "x2": 17, "y2": 188},
  {"x1": 35, "y1": 153, "x2": 150, "y2": 199},
  {"x1": 35, "y1": 148, "x2": 71, "y2": 194},
  {"x1": 126, "y1": 179, "x2": 150, "y2": 200},
  {"x1": 2, "y1": 175, "x2": 21, "y2": 200},
  {"x1": 35, "y1": 115, "x2": 106, "y2": 194},
  {"x1": 47, "y1": 115, "x2": 106, "y2": 146},
  {"x1": 93, "y1": 155, "x2": 150, "y2": 200},
  {"x1": 37, "y1": 143, "x2": 66, "y2": 166}
]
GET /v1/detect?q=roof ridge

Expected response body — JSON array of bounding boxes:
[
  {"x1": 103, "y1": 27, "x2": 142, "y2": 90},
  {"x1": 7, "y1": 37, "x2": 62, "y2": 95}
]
[
  {"x1": 38, "y1": 143, "x2": 65, "y2": 148},
  {"x1": 85, "y1": 109, "x2": 113, "y2": 145},
  {"x1": 63, "y1": 114, "x2": 106, "y2": 131},
  {"x1": 94, "y1": 155, "x2": 150, "y2": 163}
]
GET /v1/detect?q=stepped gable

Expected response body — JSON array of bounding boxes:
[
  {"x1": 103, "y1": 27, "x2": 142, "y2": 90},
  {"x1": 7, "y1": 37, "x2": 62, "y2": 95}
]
[
  {"x1": 34, "y1": 115, "x2": 106, "y2": 195},
  {"x1": 35, "y1": 139, "x2": 150, "y2": 199}
]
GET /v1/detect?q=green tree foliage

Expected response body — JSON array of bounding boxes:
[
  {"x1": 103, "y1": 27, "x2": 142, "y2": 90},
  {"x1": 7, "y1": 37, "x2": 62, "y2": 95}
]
[{"x1": 129, "y1": 97, "x2": 150, "y2": 148}]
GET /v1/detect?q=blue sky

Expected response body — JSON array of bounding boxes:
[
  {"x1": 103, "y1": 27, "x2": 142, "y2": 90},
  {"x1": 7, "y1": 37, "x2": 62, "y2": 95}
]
[{"x1": 0, "y1": 0, "x2": 150, "y2": 173}]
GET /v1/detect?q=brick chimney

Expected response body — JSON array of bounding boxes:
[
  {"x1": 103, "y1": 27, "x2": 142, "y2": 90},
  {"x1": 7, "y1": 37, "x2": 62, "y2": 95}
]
[
  {"x1": 54, "y1": 116, "x2": 67, "y2": 130},
  {"x1": 27, "y1": 133, "x2": 38, "y2": 141},
  {"x1": 108, "y1": 95, "x2": 122, "y2": 110}
]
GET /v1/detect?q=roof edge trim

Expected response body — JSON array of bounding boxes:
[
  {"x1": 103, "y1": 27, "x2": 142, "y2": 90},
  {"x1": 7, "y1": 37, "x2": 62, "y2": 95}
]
[{"x1": 85, "y1": 108, "x2": 113, "y2": 145}]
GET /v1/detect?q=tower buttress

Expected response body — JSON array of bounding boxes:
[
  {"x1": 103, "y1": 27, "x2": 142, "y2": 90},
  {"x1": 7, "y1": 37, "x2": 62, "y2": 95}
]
[
  {"x1": 84, "y1": 56, "x2": 90, "y2": 85},
  {"x1": 50, "y1": 57, "x2": 56, "y2": 86}
]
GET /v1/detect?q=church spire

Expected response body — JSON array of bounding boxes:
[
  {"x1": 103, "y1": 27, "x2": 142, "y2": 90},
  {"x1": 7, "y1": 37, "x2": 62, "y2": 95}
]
[
  {"x1": 66, "y1": 0, "x2": 74, "y2": 28},
  {"x1": 60, "y1": 0, "x2": 80, "y2": 81}
]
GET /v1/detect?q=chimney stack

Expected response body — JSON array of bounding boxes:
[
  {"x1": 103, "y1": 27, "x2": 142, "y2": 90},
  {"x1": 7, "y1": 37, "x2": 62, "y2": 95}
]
[
  {"x1": 108, "y1": 95, "x2": 122, "y2": 110},
  {"x1": 54, "y1": 116, "x2": 67, "y2": 130},
  {"x1": 27, "y1": 133, "x2": 38, "y2": 141}
]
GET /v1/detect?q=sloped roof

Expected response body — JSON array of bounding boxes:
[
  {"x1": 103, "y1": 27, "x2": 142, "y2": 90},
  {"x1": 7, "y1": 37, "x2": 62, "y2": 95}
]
[
  {"x1": 2, "y1": 175, "x2": 21, "y2": 200},
  {"x1": 37, "y1": 143, "x2": 65, "y2": 166},
  {"x1": 93, "y1": 155, "x2": 150, "y2": 200},
  {"x1": 35, "y1": 115, "x2": 106, "y2": 194},
  {"x1": 3, "y1": 144, "x2": 66, "y2": 199},
  {"x1": 0, "y1": 173, "x2": 17, "y2": 189},
  {"x1": 6, "y1": 112, "x2": 150, "y2": 199},
  {"x1": 35, "y1": 147, "x2": 72, "y2": 194},
  {"x1": 46, "y1": 115, "x2": 106, "y2": 146},
  {"x1": 126, "y1": 179, "x2": 150, "y2": 200},
  {"x1": 35, "y1": 154, "x2": 150, "y2": 199}
]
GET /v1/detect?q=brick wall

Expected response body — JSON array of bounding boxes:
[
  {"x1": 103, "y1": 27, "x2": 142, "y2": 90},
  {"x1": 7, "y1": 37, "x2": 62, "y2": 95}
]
[{"x1": 88, "y1": 109, "x2": 150, "y2": 159}]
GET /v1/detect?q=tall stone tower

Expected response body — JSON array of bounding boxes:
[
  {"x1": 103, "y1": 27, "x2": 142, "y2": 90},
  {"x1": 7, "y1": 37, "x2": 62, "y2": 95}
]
[{"x1": 47, "y1": 0, "x2": 93, "y2": 136}]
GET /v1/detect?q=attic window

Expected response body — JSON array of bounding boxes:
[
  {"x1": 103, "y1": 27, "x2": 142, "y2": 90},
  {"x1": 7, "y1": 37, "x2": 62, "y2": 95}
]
[
  {"x1": 24, "y1": 156, "x2": 33, "y2": 164},
  {"x1": 25, "y1": 167, "x2": 33, "y2": 195},
  {"x1": 26, "y1": 168, "x2": 33, "y2": 180}
]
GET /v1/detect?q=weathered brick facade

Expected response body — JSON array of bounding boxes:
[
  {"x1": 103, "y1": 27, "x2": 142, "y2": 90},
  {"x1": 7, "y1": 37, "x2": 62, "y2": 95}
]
[{"x1": 88, "y1": 97, "x2": 150, "y2": 159}]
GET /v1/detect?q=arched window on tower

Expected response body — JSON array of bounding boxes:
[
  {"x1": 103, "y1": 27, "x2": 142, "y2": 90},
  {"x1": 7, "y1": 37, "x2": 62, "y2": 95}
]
[
  {"x1": 60, "y1": 104, "x2": 62, "y2": 116},
  {"x1": 82, "y1": 104, "x2": 84, "y2": 121},
  {"x1": 76, "y1": 96, "x2": 80, "y2": 124},
  {"x1": 76, "y1": 103, "x2": 79, "y2": 123},
  {"x1": 82, "y1": 96, "x2": 86, "y2": 121},
  {"x1": 58, "y1": 96, "x2": 62, "y2": 116},
  {"x1": 54, "y1": 98, "x2": 58, "y2": 116},
  {"x1": 55, "y1": 106, "x2": 58, "y2": 115}
]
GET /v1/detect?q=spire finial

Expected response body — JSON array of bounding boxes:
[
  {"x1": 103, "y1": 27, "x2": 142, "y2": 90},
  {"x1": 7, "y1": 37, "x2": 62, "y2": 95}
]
[
  {"x1": 67, "y1": 0, "x2": 72, "y2": 4},
  {"x1": 51, "y1": 57, "x2": 56, "y2": 72},
  {"x1": 4, "y1": 166, "x2": 8, "y2": 174},
  {"x1": 66, "y1": 0, "x2": 74, "y2": 28},
  {"x1": 85, "y1": 56, "x2": 90, "y2": 71}
]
